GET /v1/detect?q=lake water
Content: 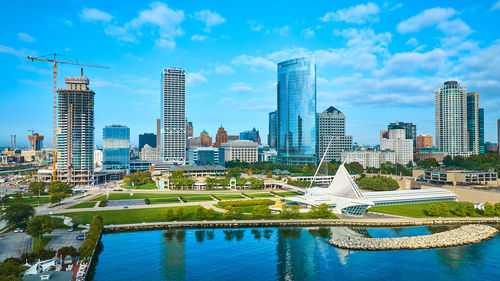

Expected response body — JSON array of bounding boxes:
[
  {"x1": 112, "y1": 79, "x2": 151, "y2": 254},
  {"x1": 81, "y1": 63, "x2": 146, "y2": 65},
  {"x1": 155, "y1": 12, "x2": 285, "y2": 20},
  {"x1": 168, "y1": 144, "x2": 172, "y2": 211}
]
[{"x1": 91, "y1": 226, "x2": 500, "y2": 281}]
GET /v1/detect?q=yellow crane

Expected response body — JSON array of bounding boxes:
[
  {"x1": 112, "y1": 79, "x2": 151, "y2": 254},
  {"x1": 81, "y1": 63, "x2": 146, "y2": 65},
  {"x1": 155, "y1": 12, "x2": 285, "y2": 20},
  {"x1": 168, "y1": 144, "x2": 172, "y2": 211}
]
[{"x1": 27, "y1": 54, "x2": 109, "y2": 182}]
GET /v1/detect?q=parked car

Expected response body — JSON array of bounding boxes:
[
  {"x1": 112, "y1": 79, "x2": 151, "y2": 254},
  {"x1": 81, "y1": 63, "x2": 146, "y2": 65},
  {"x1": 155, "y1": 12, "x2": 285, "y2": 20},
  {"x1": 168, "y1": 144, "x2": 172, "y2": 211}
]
[
  {"x1": 68, "y1": 228, "x2": 75, "y2": 232},
  {"x1": 14, "y1": 228, "x2": 25, "y2": 233},
  {"x1": 81, "y1": 229, "x2": 89, "y2": 234},
  {"x1": 76, "y1": 234, "x2": 85, "y2": 240}
]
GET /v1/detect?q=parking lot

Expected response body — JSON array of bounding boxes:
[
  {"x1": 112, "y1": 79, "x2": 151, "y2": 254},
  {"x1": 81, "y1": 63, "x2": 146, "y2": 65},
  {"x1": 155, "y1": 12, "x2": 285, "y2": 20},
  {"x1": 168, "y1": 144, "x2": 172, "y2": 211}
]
[
  {"x1": 0, "y1": 232, "x2": 32, "y2": 261},
  {"x1": 46, "y1": 229, "x2": 84, "y2": 250}
]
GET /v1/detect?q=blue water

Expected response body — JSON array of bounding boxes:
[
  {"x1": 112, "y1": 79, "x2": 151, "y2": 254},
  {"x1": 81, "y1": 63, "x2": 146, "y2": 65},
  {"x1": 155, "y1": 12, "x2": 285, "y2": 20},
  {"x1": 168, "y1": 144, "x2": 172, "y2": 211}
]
[{"x1": 91, "y1": 226, "x2": 500, "y2": 281}]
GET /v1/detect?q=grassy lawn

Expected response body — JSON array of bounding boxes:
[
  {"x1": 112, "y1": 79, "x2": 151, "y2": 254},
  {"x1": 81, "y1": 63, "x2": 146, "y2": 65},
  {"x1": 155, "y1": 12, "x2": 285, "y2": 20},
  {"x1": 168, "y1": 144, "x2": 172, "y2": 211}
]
[
  {"x1": 213, "y1": 194, "x2": 244, "y2": 200},
  {"x1": 181, "y1": 195, "x2": 214, "y2": 202},
  {"x1": 149, "y1": 197, "x2": 181, "y2": 204},
  {"x1": 134, "y1": 183, "x2": 157, "y2": 189},
  {"x1": 63, "y1": 206, "x2": 213, "y2": 225},
  {"x1": 368, "y1": 201, "x2": 464, "y2": 218},
  {"x1": 95, "y1": 193, "x2": 184, "y2": 201},
  {"x1": 246, "y1": 192, "x2": 274, "y2": 198},
  {"x1": 33, "y1": 236, "x2": 53, "y2": 253},
  {"x1": 67, "y1": 201, "x2": 97, "y2": 209},
  {"x1": 2, "y1": 196, "x2": 51, "y2": 207},
  {"x1": 274, "y1": 191, "x2": 302, "y2": 197}
]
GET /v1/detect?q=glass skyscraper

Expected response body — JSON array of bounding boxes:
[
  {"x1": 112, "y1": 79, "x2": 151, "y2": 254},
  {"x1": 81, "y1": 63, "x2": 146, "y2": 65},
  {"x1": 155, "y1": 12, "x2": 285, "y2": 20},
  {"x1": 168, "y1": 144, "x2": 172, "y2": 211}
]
[
  {"x1": 467, "y1": 92, "x2": 485, "y2": 154},
  {"x1": 268, "y1": 110, "x2": 277, "y2": 149},
  {"x1": 103, "y1": 124, "x2": 130, "y2": 171},
  {"x1": 277, "y1": 57, "x2": 317, "y2": 166}
]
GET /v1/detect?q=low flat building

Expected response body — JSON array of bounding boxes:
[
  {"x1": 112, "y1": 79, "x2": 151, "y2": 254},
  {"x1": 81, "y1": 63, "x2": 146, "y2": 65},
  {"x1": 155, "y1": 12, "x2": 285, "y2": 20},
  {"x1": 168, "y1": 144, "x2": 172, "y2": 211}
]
[
  {"x1": 414, "y1": 169, "x2": 498, "y2": 186},
  {"x1": 151, "y1": 164, "x2": 226, "y2": 177},
  {"x1": 414, "y1": 148, "x2": 446, "y2": 162},
  {"x1": 130, "y1": 161, "x2": 152, "y2": 173},
  {"x1": 187, "y1": 147, "x2": 219, "y2": 165},
  {"x1": 363, "y1": 188, "x2": 457, "y2": 206},
  {"x1": 341, "y1": 150, "x2": 395, "y2": 168}
]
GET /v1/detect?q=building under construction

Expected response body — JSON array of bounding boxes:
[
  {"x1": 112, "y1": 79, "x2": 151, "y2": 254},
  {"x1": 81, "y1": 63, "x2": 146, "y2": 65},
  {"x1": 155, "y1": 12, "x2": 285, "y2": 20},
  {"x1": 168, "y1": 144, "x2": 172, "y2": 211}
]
[
  {"x1": 28, "y1": 133, "x2": 44, "y2": 150},
  {"x1": 56, "y1": 77, "x2": 94, "y2": 186}
]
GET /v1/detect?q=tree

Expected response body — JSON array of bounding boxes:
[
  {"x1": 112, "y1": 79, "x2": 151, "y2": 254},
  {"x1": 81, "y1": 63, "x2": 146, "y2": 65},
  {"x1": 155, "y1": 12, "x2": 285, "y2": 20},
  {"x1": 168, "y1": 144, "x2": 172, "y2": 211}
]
[
  {"x1": 165, "y1": 209, "x2": 176, "y2": 220},
  {"x1": 28, "y1": 182, "x2": 47, "y2": 195},
  {"x1": 50, "y1": 192, "x2": 67, "y2": 204},
  {"x1": 223, "y1": 206, "x2": 243, "y2": 220},
  {"x1": 280, "y1": 205, "x2": 300, "y2": 219},
  {"x1": 358, "y1": 175, "x2": 399, "y2": 191},
  {"x1": 454, "y1": 203, "x2": 476, "y2": 217},
  {"x1": 195, "y1": 206, "x2": 215, "y2": 220},
  {"x1": 57, "y1": 246, "x2": 78, "y2": 258},
  {"x1": 266, "y1": 170, "x2": 273, "y2": 178},
  {"x1": 0, "y1": 259, "x2": 27, "y2": 281},
  {"x1": 3, "y1": 204, "x2": 34, "y2": 226},
  {"x1": 123, "y1": 171, "x2": 152, "y2": 186},
  {"x1": 49, "y1": 181, "x2": 71, "y2": 194},
  {"x1": 308, "y1": 204, "x2": 333, "y2": 219},
  {"x1": 226, "y1": 167, "x2": 243, "y2": 179},
  {"x1": 345, "y1": 162, "x2": 364, "y2": 174},
  {"x1": 417, "y1": 158, "x2": 438, "y2": 169},
  {"x1": 251, "y1": 205, "x2": 271, "y2": 219},
  {"x1": 27, "y1": 215, "x2": 55, "y2": 240},
  {"x1": 443, "y1": 155, "x2": 454, "y2": 167},
  {"x1": 175, "y1": 207, "x2": 186, "y2": 220},
  {"x1": 426, "y1": 203, "x2": 450, "y2": 217},
  {"x1": 483, "y1": 202, "x2": 496, "y2": 216}
]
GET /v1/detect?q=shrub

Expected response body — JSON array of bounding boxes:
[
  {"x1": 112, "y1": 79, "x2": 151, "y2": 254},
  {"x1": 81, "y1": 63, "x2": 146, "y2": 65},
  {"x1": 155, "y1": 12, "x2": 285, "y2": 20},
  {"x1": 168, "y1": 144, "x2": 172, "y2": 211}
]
[
  {"x1": 57, "y1": 246, "x2": 78, "y2": 258},
  {"x1": 241, "y1": 192, "x2": 253, "y2": 199},
  {"x1": 454, "y1": 203, "x2": 476, "y2": 217},
  {"x1": 194, "y1": 206, "x2": 216, "y2": 220},
  {"x1": 307, "y1": 204, "x2": 333, "y2": 219},
  {"x1": 251, "y1": 205, "x2": 272, "y2": 219},
  {"x1": 280, "y1": 205, "x2": 300, "y2": 219},
  {"x1": 78, "y1": 216, "x2": 104, "y2": 259},
  {"x1": 426, "y1": 203, "x2": 451, "y2": 217},
  {"x1": 144, "y1": 198, "x2": 150, "y2": 205},
  {"x1": 218, "y1": 199, "x2": 274, "y2": 209},
  {"x1": 358, "y1": 175, "x2": 399, "y2": 191},
  {"x1": 98, "y1": 200, "x2": 107, "y2": 207},
  {"x1": 222, "y1": 206, "x2": 243, "y2": 220},
  {"x1": 164, "y1": 207, "x2": 187, "y2": 221}
]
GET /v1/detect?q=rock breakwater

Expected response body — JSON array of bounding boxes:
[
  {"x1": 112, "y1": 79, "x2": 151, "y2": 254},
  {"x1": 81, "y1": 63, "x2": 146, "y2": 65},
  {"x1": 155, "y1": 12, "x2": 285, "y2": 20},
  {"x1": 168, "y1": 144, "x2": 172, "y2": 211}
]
[{"x1": 327, "y1": 224, "x2": 498, "y2": 250}]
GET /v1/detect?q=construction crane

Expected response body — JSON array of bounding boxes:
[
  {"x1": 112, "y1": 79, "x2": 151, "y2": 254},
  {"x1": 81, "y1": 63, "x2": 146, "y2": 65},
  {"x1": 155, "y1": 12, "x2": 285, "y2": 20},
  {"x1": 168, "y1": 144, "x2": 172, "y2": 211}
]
[{"x1": 27, "y1": 54, "x2": 109, "y2": 182}]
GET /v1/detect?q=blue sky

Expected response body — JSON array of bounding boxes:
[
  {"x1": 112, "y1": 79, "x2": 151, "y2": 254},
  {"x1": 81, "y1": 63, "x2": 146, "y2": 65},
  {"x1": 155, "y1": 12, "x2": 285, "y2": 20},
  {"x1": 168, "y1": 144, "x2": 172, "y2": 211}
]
[{"x1": 1, "y1": 0, "x2": 500, "y2": 147}]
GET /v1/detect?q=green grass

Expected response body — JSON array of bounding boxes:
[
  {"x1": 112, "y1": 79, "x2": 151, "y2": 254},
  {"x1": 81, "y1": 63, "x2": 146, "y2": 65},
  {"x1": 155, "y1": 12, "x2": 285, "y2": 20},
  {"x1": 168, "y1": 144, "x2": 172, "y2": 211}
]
[
  {"x1": 274, "y1": 191, "x2": 302, "y2": 197},
  {"x1": 63, "y1": 206, "x2": 212, "y2": 225},
  {"x1": 149, "y1": 197, "x2": 181, "y2": 204},
  {"x1": 368, "y1": 201, "x2": 464, "y2": 218},
  {"x1": 181, "y1": 195, "x2": 214, "y2": 202},
  {"x1": 246, "y1": 192, "x2": 274, "y2": 198},
  {"x1": 2, "y1": 196, "x2": 51, "y2": 207},
  {"x1": 134, "y1": 183, "x2": 157, "y2": 189},
  {"x1": 94, "y1": 193, "x2": 183, "y2": 201},
  {"x1": 213, "y1": 194, "x2": 244, "y2": 200},
  {"x1": 33, "y1": 236, "x2": 53, "y2": 253},
  {"x1": 67, "y1": 201, "x2": 97, "y2": 209}
]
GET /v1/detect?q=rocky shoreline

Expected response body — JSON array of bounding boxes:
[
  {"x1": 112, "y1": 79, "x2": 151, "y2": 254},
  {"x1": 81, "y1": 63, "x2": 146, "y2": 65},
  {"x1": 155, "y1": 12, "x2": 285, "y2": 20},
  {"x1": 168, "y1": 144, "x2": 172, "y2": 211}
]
[{"x1": 327, "y1": 224, "x2": 499, "y2": 251}]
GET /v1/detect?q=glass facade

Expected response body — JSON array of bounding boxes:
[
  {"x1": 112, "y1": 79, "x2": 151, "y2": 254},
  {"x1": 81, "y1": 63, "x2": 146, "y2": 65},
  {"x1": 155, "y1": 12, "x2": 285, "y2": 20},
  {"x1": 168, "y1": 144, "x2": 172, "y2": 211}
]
[
  {"x1": 103, "y1": 124, "x2": 130, "y2": 171},
  {"x1": 139, "y1": 133, "x2": 156, "y2": 151},
  {"x1": 268, "y1": 110, "x2": 277, "y2": 149},
  {"x1": 479, "y1": 108, "x2": 485, "y2": 154},
  {"x1": 240, "y1": 128, "x2": 261, "y2": 144},
  {"x1": 277, "y1": 57, "x2": 316, "y2": 166}
]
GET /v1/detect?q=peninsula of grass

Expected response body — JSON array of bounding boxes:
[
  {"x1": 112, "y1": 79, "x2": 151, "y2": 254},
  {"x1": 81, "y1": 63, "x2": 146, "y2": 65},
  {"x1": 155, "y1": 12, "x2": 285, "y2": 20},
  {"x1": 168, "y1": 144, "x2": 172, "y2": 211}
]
[
  {"x1": 63, "y1": 206, "x2": 215, "y2": 225},
  {"x1": 67, "y1": 201, "x2": 97, "y2": 209},
  {"x1": 33, "y1": 236, "x2": 53, "y2": 253},
  {"x1": 368, "y1": 201, "x2": 464, "y2": 218},
  {"x1": 134, "y1": 183, "x2": 157, "y2": 189}
]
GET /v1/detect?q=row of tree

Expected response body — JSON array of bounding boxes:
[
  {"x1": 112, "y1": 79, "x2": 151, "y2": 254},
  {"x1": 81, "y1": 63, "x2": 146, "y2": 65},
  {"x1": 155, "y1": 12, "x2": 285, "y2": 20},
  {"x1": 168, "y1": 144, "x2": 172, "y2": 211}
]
[
  {"x1": 426, "y1": 202, "x2": 500, "y2": 217},
  {"x1": 358, "y1": 175, "x2": 399, "y2": 191},
  {"x1": 78, "y1": 216, "x2": 104, "y2": 259},
  {"x1": 28, "y1": 181, "x2": 72, "y2": 203},
  {"x1": 123, "y1": 171, "x2": 152, "y2": 186}
]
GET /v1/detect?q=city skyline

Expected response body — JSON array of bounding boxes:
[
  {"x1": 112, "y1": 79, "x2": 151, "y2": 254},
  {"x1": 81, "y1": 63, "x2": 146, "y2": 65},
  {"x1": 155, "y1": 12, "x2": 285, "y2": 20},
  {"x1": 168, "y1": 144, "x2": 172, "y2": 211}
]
[{"x1": 2, "y1": 1, "x2": 500, "y2": 146}]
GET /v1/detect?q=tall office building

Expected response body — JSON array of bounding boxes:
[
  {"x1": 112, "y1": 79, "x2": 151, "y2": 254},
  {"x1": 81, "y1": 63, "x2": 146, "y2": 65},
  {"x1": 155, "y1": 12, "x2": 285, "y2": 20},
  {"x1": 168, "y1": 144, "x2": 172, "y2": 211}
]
[
  {"x1": 28, "y1": 133, "x2": 44, "y2": 151},
  {"x1": 156, "y1": 118, "x2": 161, "y2": 149},
  {"x1": 103, "y1": 124, "x2": 130, "y2": 171},
  {"x1": 316, "y1": 106, "x2": 353, "y2": 163},
  {"x1": 467, "y1": 92, "x2": 485, "y2": 154},
  {"x1": 161, "y1": 68, "x2": 186, "y2": 164},
  {"x1": 380, "y1": 129, "x2": 413, "y2": 165},
  {"x1": 268, "y1": 110, "x2": 277, "y2": 149},
  {"x1": 388, "y1": 121, "x2": 416, "y2": 149},
  {"x1": 213, "y1": 126, "x2": 228, "y2": 148},
  {"x1": 416, "y1": 134, "x2": 433, "y2": 151},
  {"x1": 186, "y1": 121, "x2": 193, "y2": 138},
  {"x1": 56, "y1": 77, "x2": 94, "y2": 185},
  {"x1": 435, "y1": 81, "x2": 469, "y2": 157},
  {"x1": 139, "y1": 133, "x2": 156, "y2": 150},
  {"x1": 200, "y1": 130, "x2": 212, "y2": 147},
  {"x1": 240, "y1": 128, "x2": 261, "y2": 144},
  {"x1": 277, "y1": 57, "x2": 317, "y2": 166}
]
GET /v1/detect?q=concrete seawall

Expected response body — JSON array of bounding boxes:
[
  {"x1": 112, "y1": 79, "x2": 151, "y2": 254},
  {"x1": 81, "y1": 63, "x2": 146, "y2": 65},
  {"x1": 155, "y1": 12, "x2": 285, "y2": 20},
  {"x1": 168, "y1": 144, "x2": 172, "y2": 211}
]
[
  {"x1": 327, "y1": 224, "x2": 499, "y2": 250},
  {"x1": 103, "y1": 217, "x2": 500, "y2": 233}
]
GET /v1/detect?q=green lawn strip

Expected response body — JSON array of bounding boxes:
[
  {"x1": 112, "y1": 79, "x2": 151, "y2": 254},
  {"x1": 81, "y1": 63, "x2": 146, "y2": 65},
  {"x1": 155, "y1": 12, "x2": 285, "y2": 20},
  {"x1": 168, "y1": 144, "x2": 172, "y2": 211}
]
[
  {"x1": 149, "y1": 197, "x2": 182, "y2": 204},
  {"x1": 213, "y1": 194, "x2": 245, "y2": 200},
  {"x1": 63, "y1": 206, "x2": 215, "y2": 225},
  {"x1": 97, "y1": 193, "x2": 184, "y2": 201},
  {"x1": 3, "y1": 196, "x2": 51, "y2": 207},
  {"x1": 274, "y1": 191, "x2": 302, "y2": 197},
  {"x1": 67, "y1": 201, "x2": 97, "y2": 209},
  {"x1": 33, "y1": 236, "x2": 53, "y2": 253},
  {"x1": 368, "y1": 201, "x2": 464, "y2": 218},
  {"x1": 133, "y1": 183, "x2": 157, "y2": 189},
  {"x1": 246, "y1": 192, "x2": 274, "y2": 198},
  {"x1": 181, "y1": 195, "x2": 214, "y2": 202}
]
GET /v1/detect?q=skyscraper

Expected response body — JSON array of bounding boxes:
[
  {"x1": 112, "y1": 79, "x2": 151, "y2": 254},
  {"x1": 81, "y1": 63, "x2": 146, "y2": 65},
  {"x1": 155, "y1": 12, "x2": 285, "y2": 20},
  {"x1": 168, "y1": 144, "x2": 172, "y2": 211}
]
[
  {"x1": 161, "y1": 68, "x2": 186, "y2": 164},
  {"x1": 277, "y1": 57, "x2": 317, "y2": 166},
  {"x1": 156, "y1": 118, "x2": 161, "y2": 149},
  {"x1": 56, "y1": 77, "x2": 94, "y2": 185},
  {"x1": 28, "y1": 133, "x2": 44, "y2": 151},
  {"x1": 316, "y1": 106, "x2": 353, "y2": 163},
  {"x1": 213, "y1": 126, "x2": 228, "y2": 147},
  {"x1": 240, "y1": 128, "x2": 261, "y2": 144},
  {"x1": 139, "y1": 133, "x2": 156, "y2": 150},
  {"x1": 435, "y1": 81, "x2": 469, "y2": 157},
  {"x1": 388, "y1": 121, "x2": 416, "y2": 149},
  {"x1": 103, "y1": 124, "x2": 130, "y2": 171},
  {"x1": 268, "y1": 110, "x2": 277, "y2": 149},
  {"x1": 416, "y1": 134, "x2": 433, "y2": 151},
  {"x1": 200, "y1": 130, "x2": 212, "y2": 147},
  {"x1": 186, "y1": 121, "x2": 193, "y2": 138},
  {"x1": 467, "y1": 92, "x2": 485, "y2": 154}
]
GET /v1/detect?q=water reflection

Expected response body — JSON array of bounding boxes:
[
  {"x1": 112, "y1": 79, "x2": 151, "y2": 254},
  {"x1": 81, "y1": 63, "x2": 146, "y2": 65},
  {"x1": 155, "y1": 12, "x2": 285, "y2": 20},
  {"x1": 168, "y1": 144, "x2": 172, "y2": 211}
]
[
  {"x1": 223, "y1": 229, "x2": 245, "y2": 241},
  {"x1": 161, "y1": 230, "x2": 186, "y2": 281}
]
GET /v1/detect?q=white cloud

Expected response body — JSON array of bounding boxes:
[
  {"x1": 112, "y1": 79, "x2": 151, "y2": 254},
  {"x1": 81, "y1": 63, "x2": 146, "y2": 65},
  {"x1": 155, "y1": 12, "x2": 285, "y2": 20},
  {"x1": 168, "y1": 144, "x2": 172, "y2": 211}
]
[
  {"x1": 389, "y1": 3, "x2": 403, "y2": 11},
  {"x1": 104, "y1": 25, "x2": 135, "y2": 42},
  {"x1": 80, "y1": 8, "x2": 113, "y2": 22},
  {"x1": 274, "y1": 26, "x2": 290, "y2": 36},
  {"x1": 18, "y1": 32, "x2": 35, "y2": 43},
  {"x1": 194, "y1": 10, "x2": 226, "y2": 32},
  {"x1": 376, "y1": 49, "x2": 448, "y2": 77},
  {"x1": 187, "y1": 73, "x2": 208, "y2": 86},
  {"x1": 436, "y1": 19, "x2": 472, "y2": 37},
  {"x1": 231, "y1": 55, "x2": 275, "y2": 71},
  {"x1": 191, "y1": 34, "x2": 208, "y2": 41},
  {"x1": 320, "y1": 3, "x2": 380, "y2": 24},
  {"x1": 155, "y1": 38, "x2": 176, "y2": 48},
  {"x1": 492, "y1": 1, "x2": 500, "y2": 11},
  {"x1": 406, "y1": 37, "x2": 419, "y2": 46},
  {"x1": 247, "y1": 20, "x2": 264, "y2": 31},
  {"x1": 397, "y1": 7, "x2": 456, "y2": 33},
  {"x1": 0, "y1": 44, "x2": 30, "y2": 58},
  {"x1": 301, "y1": 28, "x2": 315, "y2": 39},
  {"x1": 215, "y1": 64, "x2": 234, "y2": 74},
  {"x1": 128, "y1": 2, "x2": 185, "y2": 38},
  {"x1": 228, "y1": 82, "x2": 255, "y2": 92}
]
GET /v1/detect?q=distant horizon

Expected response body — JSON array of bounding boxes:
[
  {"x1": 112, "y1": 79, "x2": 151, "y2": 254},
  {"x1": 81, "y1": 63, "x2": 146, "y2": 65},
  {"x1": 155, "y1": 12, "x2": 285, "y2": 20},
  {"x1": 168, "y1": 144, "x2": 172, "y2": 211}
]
[{"x1": 2, "y1": 1, "x2": 500, "y2": 147}]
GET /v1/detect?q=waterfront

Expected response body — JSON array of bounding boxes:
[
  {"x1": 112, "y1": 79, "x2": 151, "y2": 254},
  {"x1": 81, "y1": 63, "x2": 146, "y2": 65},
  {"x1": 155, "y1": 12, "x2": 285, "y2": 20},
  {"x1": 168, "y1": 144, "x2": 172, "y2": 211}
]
[{"x1": 91, "y1": 226, "x2": 500, "y2": 281}]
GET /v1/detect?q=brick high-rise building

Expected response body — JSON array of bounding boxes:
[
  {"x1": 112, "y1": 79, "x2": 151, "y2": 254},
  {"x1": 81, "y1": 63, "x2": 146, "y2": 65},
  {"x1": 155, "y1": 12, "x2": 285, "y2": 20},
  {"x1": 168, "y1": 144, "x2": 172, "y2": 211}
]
[
  {"x1": 416, "y1": 134, "x2": 433, "y2": 151},
  {"x1": 200, "y1": 130, "x2": 212, "y2": 147},
  {"x1": 213, "y1": 126, "x2": 228, "y2": 147}
]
